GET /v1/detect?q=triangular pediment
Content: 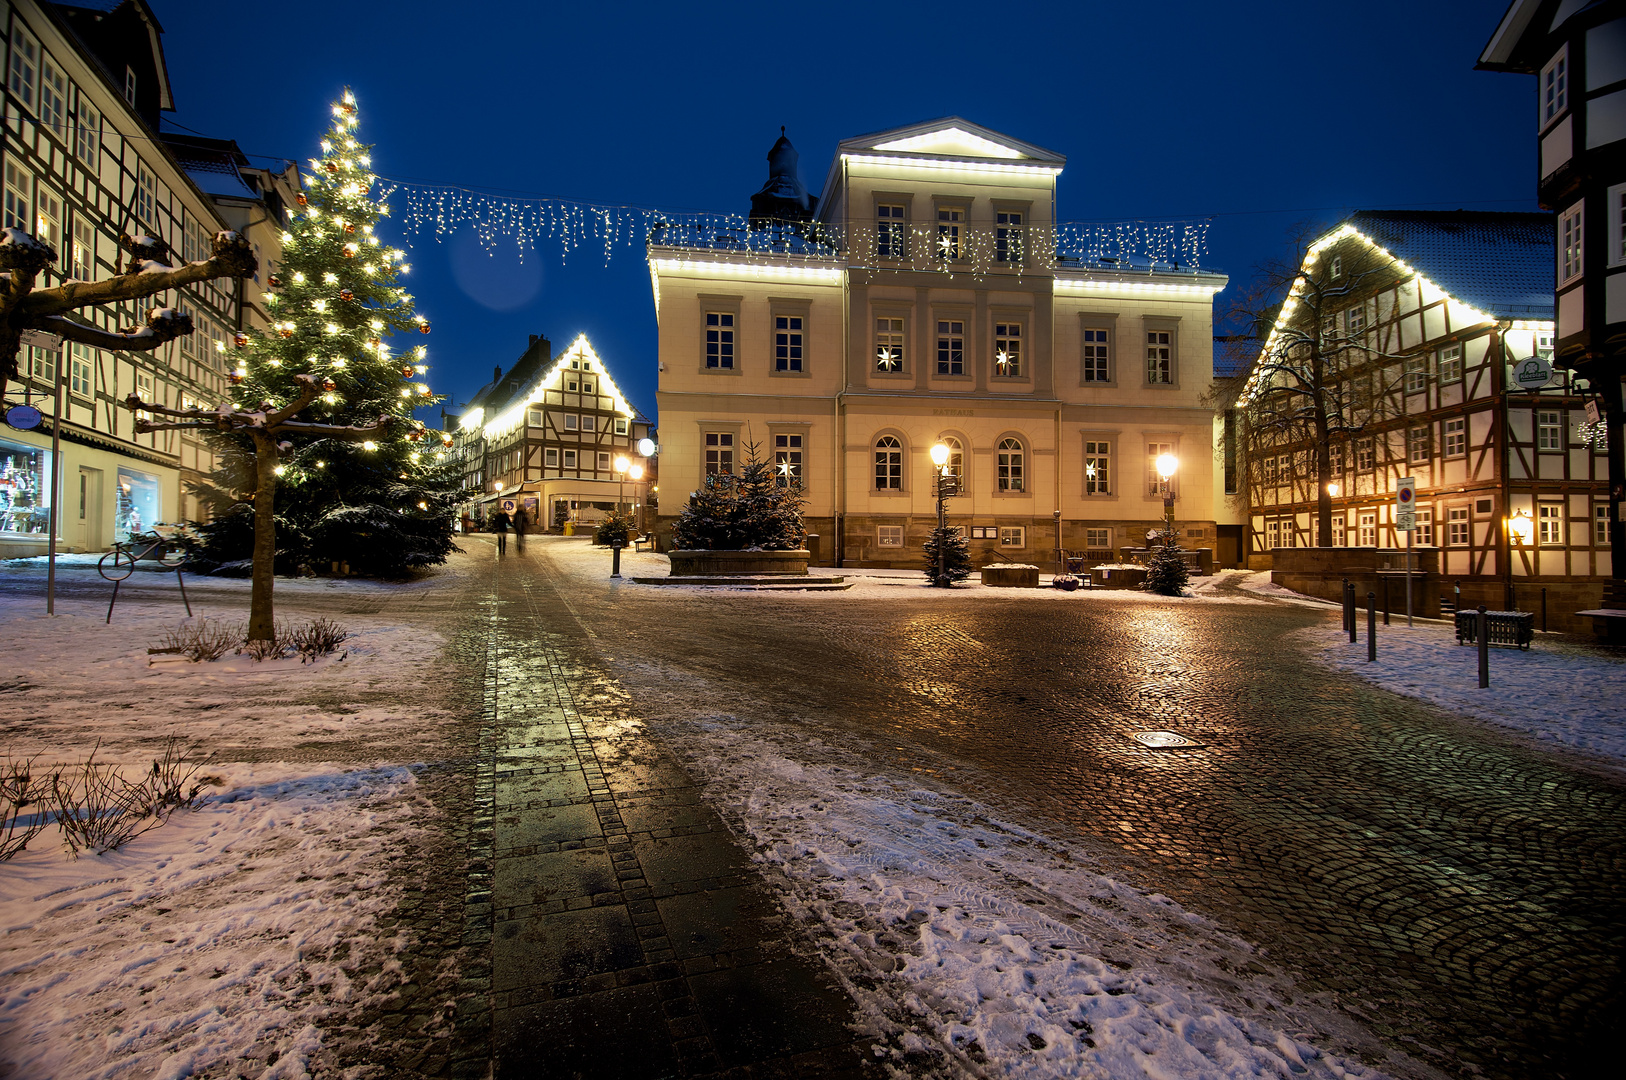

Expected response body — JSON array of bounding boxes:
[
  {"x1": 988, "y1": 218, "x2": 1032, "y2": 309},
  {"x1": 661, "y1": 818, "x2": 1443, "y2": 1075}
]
[{"x1": 839, "y1": 117, "x2": 1064, "y2": 165}]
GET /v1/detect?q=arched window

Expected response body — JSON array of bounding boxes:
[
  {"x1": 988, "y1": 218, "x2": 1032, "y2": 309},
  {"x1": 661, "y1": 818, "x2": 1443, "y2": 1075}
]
[
  {"x1": 997, "y1": 438, "x2": 1024, "y2": 492},
  {"x1": 939, "y1": 436, "x2": 965, "y2": 489},
  {"x1": 875, "y1": 436, "x2": 903, "y2": 490}
]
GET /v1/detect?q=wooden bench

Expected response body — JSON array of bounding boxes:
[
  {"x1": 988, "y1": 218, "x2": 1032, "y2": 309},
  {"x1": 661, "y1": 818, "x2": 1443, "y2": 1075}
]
[{"x1": 1454, "y1": 610, "x2": 1534, "y2": 650}]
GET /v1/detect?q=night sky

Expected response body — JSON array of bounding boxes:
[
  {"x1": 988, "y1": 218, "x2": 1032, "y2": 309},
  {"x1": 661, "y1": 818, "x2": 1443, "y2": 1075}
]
[{"x1": 155, "y1": 0, "x2": 1536, "y2": 427}]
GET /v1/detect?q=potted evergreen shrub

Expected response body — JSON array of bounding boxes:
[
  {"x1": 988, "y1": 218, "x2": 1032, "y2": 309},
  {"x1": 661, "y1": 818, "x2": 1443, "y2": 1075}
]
[{"x1": 668, "y1": 441, "x2": 809, "y2": 575}]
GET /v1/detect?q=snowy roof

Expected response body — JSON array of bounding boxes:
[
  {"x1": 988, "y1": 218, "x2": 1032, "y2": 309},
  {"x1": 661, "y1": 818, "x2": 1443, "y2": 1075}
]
[
  {"x1": 835, "y1": 117, "x2": 1065, "y2": 166},
  {"x1": 180, "y1": 158, "x2": 258, "y2": 200},
  {"x1": 1345, "y1": 210, "x2": 1554, "y2": 319},
  {"x1": 50, "y1": 0, "x2": 127, "y2": 13}
]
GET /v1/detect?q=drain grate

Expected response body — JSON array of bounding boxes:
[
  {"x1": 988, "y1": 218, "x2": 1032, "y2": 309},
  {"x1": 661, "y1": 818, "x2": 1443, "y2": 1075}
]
[{"x1": 1130, "y1": 730, "x2": 1202, "y2": 749}]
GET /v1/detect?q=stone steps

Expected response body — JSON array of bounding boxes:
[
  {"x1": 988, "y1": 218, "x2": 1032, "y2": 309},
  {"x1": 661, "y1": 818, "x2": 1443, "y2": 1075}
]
[{"x1": 629, "y1": 575, "x2": 852, "y2": 591}]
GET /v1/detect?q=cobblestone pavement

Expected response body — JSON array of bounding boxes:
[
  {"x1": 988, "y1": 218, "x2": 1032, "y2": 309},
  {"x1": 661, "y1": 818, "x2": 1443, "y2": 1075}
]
[{"x1": 535, "y1": 543, "x2": 1626, "y2": 1080}]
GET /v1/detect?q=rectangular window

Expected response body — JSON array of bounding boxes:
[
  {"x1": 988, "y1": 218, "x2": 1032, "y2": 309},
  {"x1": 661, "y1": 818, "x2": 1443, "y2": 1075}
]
[
  {"x1": 1543, "y1": 46, "x2": 1568, "y2": 125},
  {"x1": 994, "y1": 322, "x2": 1022, "y2": 377},
  {"x1": 1330, "y1": 255, "x2": 1342, "y2": 279},
  {"x1": 3, "y1": 160, "x2": 31, "y2": 233},
  {"x1": 1597, "y1": 504, "x2": 1612, "y2": 546},
  {"x1": 1560, "y1": 202, "x2": 1584, "y2": 285},
  {"x1": 1147, "y1": 441, "x2": 1173, "y2": 496},
  {"x1": 1084, "y1": 441, "x2": 1110, "y2": 495},
  {"x1": 581, "y1": 415, "x2": 595, "y2": 432},
  {"x1": 1266, "y1": 519, "x2": 1281, "y2": 549},
  {"x1": 875, "y1": 437, "x2": 902, "y2": 490},
  {"x1": 1438, "y1": 343, "x2": 1463, "y2": 383},
  {"x1": 936, "y1": 207, "x2": 963, "y2": 260},
  {"x1": 136, "y1": 166, "x2": 156, "y2": 226},
  {"x1": 38, "y1": 56, "x2": 65, "y2": 135},
  {"x1": 1613, "y1": 184, "x2": 1626, "y2": 267},
  {"x1": 877, "y1": 525, "x2": 904, "y2": 547},
  {"x1": 774, "y1": 315, "x2": 804, "y2": 372},
  {"x1": 1405, "y1": 355, "x2": 1429, "y2": 393},
  {"x1": 135, "y1": 371, "x2": 154, "y2": 419},
  {"x1": 1409, "y1": 425, "x2": 1431, "y2": 464},
  {"x1": 1536, "y1": 331, "x2": 1554, "y2": 359},
  {"x1": 1328, "y1": 441, "x2": 1345, "y2": 476},
  {"x1": 1448, "y1": 507, "x2": 1470, "y2": 546},
  {"x1": 527, "y1": 408, "x2": 542, "y2": 426},
  {"x1": 705, "y1": 432, "x2": 733, "y2": 476},
  {"x1": 969, "y1": 526, "x2": 996, "y2": 539},
  {"x1": 1346, "y1": 305, "x2": 1365, "y2": 335},
  {"x1": 76, "y1": 98, "x2": 100, "y2": 165},
  {"x1": 705, "y1": 311, "x2": 735, "y2": 369},
  {"x1": 936, "y1": 320, "x2": 965, "y2": 375},
  {"x1": 1359, "y1": 512, "x2": 1377, "y2": 547},
  {"x1": 1444, "y1": 417, "x2": 1467, "y2": 457},
  {"x1": 876, "y1": 203, "x2": 906, "y2": 259},
  {"x1": 597, "y1": 452, "x2": 610, "y2": 469},
  {"x1": 997, "y1": 440, "x2": 1023, "y2": 492},
  {"x1": 614, "y1": 418, "x2": 628, "y2": 435},
  {"x1": 1085, "y1": 527, "x2": 1110, "y2": 549},
  {"x1": 563, "y1": 414, "x2": 578, "y2": 430},
  {"x1": 545, "y1": 447, "x2": 558, "y2": 467},
  {"x1": 566, "y1": 379, "x2": 578, "y2": 392},
  {"x1": 1264, "y1": 455, "x2": 1279, "y2": 484},
  {"x1": 123, "y1": 66, "x2": 136, "y2": 106},
  {"x1": 28, "y1": 345, "x2": 56, "y2": 386},
  {"x1": 1356, "y1": 438, "x2": 1375, "y2": 472},
  {"x1": 995, "y1": 210, "x2": 1024, "y2": 264},
  {"x1": 563, "y1": 449, "x2": 577, "y2": 468},
  {"x1": 582, "y1": 380, "x2": 593, "y2": 394},
  {"x1": 1146, "y1": 330, "x2": 1172, "y2": 384},
  {"x1": 1082, "y1": 327, "x2": 1111, "y2": 382},
  {"x1": 9, "y1": 25, "x2": 38, "y2": 110},
  {"x1": 1539, "y1": 502, "x2": 1563, "y2": 545},
  {"x1": 70, "y1": 342, "x2": 92, "y2": 396},
  {"x1": 1415, "y1": 509, "x2": 1434, "y2": 547},
  {"x1": 1537, "y1": 410, "x2": 1563, "y2": 450},
  {"x1": 998, "y1": 526, "x2": 1025, "y2": 548},
  {"x1": 34, "y1": 187, "x2": 60, "y2": 262},
  {"x1": 774, "y1": 433, "x2": 803, "y2": 487},
  {"x1": 875, "y1": 317, "x2": 904, "y2": 371}
]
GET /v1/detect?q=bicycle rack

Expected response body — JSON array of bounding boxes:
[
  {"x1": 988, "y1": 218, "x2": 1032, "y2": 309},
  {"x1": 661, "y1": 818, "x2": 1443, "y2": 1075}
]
[{"x1": 98, "y1": 535, "x2": 192, "y2": 624}]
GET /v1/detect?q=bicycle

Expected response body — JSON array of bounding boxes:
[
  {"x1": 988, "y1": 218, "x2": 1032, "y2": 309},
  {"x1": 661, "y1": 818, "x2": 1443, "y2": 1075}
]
[{"x1": 98, "y1": 527, "x2": 188, "y2": 581}]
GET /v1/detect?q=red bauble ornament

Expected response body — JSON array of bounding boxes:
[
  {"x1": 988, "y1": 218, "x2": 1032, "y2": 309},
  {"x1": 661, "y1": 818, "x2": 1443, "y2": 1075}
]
[
  {"x1": 325, "y1": 162, "x2": 338, "y2": 174},
  {"x1": 267, "y1": 273, "x2": 282, "y2": 288},
  {"x1": 407, "y1": 429, "x2": 422, "y2": 442},
  {"x1": 233, "y1": 332, "x2": 249, "y2": 349},
  {"x1": 340, "y1": 289, "x2": 354, "y2": 301},
  {"x1": 321, "y1": 378, "x2": 337, "y2": 392},
  {"x1": 228, "y1": 372, "x2": 244, "y2": 385},
  {"x1": 342, "y1": 245, "x2": 357, "y2": 258},
  {"x1": 369, "y1": 338, "x2": 381, "y2": 350},
  {"x1": 400, "y1": 366, "x2": 414, "y2": 377},
  {"x1": 418, "y1": 322, "x2": 431, "y2": 334},
  {"x1": 296, "y1": 193, "x2": 308, "y2": 206},
  {"x1": 344, "y1": 223, "x2": 356, "y2": 235},
  {"x1": 278, "y1": 328, "x2": 293, "y2": 339}
]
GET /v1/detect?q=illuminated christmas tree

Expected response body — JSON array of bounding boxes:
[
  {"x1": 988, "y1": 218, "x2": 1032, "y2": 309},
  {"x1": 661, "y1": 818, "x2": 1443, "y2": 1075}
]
[{"x1": 137, "y1": 89, "x2": 458, "y2": 638}]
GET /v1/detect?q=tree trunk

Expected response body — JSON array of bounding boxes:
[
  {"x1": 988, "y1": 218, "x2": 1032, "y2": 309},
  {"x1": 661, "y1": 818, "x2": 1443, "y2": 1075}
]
[{"x1": 248, "y1": 432, "x2": 279, "y2": 641}]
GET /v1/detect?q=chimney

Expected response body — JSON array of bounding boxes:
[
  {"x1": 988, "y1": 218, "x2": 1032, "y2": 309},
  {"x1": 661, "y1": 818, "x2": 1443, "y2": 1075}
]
[
  {"x1": 493, "y1": 365, "x2": 502, "y2": 383},
  {"x1": 529, "y1": 334, "x2": 539, "y2": 347}
]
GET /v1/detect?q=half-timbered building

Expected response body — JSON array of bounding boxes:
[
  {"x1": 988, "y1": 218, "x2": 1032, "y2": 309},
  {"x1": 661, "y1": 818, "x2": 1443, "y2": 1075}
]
[
  {"x1": 1240, "y1": 211, "x2": 1611, "y2": 629},
  {"x1": 451, "y1": 332, "x2": 653, "y2": 530},
  {"x1": 0, "y1": 0, "x2": 290, "y2": 555}
]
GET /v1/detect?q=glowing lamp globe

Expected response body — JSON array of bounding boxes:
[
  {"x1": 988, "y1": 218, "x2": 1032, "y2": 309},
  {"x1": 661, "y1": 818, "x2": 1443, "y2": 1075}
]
[
  {"x1": 628, "y1": 464, "x2": 644, "y2": 481},
  {"x1": 614, "y1": 455, "x2": 630, "y2": 474},
  {"x1": 930, "y1": 443, "x2": 951, "y2": 467},
  {"x1": 637, "y1": 437, "x2": 656, "y2": 457},
  {"x1": 1327, "y1": 482, "x2": 1341, "y2": 497},
  {"x1": 1155, "y1": 453, "x2": 1178, "y2": 479},
  {"x1": 1509, "y1": 511, "x2": 1534, "y2": 544}
]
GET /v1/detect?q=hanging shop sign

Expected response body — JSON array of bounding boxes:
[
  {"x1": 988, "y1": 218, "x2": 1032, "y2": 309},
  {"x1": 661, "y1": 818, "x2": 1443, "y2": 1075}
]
[
  {"x1": 4, "y1": 404, "x2": 43, "y2": 431},
  {"x1": 1512, "y1": 355, "x2": 1553, "y2": 390}
]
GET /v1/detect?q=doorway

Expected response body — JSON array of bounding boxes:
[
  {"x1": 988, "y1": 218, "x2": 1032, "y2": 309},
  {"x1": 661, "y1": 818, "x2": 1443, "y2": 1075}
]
[{"x1": 78, "y1": 466, "x2": 104, "y2": 551}]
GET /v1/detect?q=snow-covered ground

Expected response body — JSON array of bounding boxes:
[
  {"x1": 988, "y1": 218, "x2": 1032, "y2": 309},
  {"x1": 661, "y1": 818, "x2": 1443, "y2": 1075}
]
[
  {"x1": 1304, "y1": 619, "x2": 1626, "y2": 768},
  {"x1": 0, "y1": 590, "x2": 456, "y2": 1078},
  {"x1": 647, "y1": 712, "x2": 1394, "y2": 1080}
]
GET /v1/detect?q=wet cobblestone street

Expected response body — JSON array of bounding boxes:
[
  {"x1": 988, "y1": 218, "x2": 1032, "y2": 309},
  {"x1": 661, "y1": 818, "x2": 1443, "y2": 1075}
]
[{"x1": 542, "y1": 545, "x2": 1626, "y2": 1080}]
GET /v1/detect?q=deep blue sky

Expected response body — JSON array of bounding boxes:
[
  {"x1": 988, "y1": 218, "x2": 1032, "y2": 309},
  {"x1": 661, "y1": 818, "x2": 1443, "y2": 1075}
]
[{"x1": 156, "y1": 0, "x2": 1535, "y2": 427}]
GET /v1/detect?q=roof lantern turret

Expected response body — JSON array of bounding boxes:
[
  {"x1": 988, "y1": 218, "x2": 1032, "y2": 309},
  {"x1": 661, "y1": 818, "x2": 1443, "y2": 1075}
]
[{"x1": 749, "y1": 127, "x2": 817, "y2": 224}]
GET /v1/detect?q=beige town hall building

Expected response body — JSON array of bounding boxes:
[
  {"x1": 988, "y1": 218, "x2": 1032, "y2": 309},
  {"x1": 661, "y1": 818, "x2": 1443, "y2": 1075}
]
[{"x1": 648, "y1": 118, "x2": 1238, "y2": 567}]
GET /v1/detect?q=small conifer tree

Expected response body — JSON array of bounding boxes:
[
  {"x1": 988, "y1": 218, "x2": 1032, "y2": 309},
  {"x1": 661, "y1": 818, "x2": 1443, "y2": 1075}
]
[
  {"x1": 671, "y1": 440, "x2": 804, "y2": 550},
  {"x1": 1141, "y1": 537, "x2": 1191, "y2": 596},
  {"x1": 923, "y1": 526, "x2": 973, "y2": 587}
]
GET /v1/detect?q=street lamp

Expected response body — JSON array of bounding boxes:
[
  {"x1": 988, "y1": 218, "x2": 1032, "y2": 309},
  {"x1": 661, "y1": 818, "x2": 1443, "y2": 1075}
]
[
  {"x1": 614, "y1": 455, "x2": 630, "y2": 516},
  {"x1": 930, "y1": 443, "x2": 954, "y2": 586},
  {"x1": 628, "y1": 463, "x2": 645, "y2": 531},
  {"x1": 1509, "y1": 509, "x2": 1534, "y2": 546},
  {"x1": 1327, "y1": 482, "x2": 1341, "y2": 497},
  {"x1": 1155, "y1": 453, "x2": 1178, "y2": 547}
]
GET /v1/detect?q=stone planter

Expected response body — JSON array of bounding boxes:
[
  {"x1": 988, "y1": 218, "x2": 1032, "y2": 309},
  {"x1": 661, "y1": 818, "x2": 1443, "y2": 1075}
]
[
  {"x1": 667, "y1": 549, "x2": 810, "y2": 576},
  {"x1": 981, "y1": 564, "x2": 1039, "y2": 588}
]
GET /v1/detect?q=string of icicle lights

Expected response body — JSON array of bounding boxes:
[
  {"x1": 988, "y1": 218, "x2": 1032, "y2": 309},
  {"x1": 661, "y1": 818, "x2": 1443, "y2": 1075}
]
[{"x1": 394, "y1": 183, "x2": 1211, "y2": 273}]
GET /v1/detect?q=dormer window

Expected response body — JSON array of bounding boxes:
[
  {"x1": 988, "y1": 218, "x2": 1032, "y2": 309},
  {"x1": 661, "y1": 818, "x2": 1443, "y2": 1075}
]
[
  {"x1": 1542, "y1": 46, "x2": 1567, "y2": 127},
  {"x1": 124, "y1": 66, "x2": 137, "y2": 107}
]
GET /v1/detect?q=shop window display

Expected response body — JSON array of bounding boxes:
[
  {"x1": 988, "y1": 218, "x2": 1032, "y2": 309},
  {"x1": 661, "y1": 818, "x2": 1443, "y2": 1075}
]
[
  {"x1": 0, "y1": 440, "x2": 51, "y2": 536},
  {"x1": 115, "y1": 467, "x2": 160, "y2": 540}
]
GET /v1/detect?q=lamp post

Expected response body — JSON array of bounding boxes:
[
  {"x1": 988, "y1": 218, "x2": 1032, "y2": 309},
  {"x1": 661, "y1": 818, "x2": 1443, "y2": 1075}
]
[
  {"x1": 1155, "y1": 453, "x2": 1178, "y2": 547},
  {"x1": 614, "y1": 455, "x2": 630, "y2": 516},
  {"x1": 628, "y1": 463, "x2": 645, "y2": 532},
  {"x1": 930, "y1": 443, "x2": 953, "y2": 586},
  {"x1": 1508, "y1": 510, "x2": 1534, "y2": 609}
]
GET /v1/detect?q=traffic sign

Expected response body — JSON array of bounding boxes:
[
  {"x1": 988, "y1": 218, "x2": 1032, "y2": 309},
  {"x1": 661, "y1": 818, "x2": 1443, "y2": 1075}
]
[{"x1": 1396, "y1": 476, "x2": 1416, "y2": 531}]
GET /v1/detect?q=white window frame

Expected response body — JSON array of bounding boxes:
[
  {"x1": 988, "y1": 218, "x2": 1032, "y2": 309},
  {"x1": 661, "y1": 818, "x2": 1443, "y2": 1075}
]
[
  {"x1": 774, "y1": 432, "x2": 803, "y2": 487},
  {"x1": 1146, "y1": 329, "x2": 1173, "y2": 384},
  {"x1": 563, "y1": 413, "x2": 578, "y2": 431},
  {"x1": 875, "y1": 316, "x2": 905, "y2": 372},
  {"x1": 136, "y1": 165, "x2": 156, "y2": 226},
  {"x1": 38, "y1": 55, "x2": 65, "y2": 135},
  {"x1": 936, "y1": 319, "x2": 965, "y2": 375},
  {"x1": 1082, "y1": 326, "x2": 1111, "y2": 382},
  {"x1": 1084, "y1": 440, "x2": 1110, "y2": 495},
  {"x1": 3, "y1": 160, "x2": 31, "y2": 233},
  {"x1": 9, "y1": 24, "x2": 39, "y2": 111},
  {"x1": 993, "y1": 322, "x2": 1022, "y2": 377},
  {"x1": 1538, "y1": 502, "x2": 1564, "y2": 546},
  {"x1": 1537, "y1": 410, "x2": 1563, "y2": 451},
  {"x1": 1438, "y1": 343, "x2": 1463, "y2": 384},
  {"x1": 614, "y1": 418, "x2": 628, "y2": 435},
  {"x1": 876, "y1": 203, "x2": 906, "y2": 260},
  {"x1": 1266, "y1": 519, "x2": 1281, "y2": 549},
  {"x1": 1356, "y1": 438, "x2": 1375, "y2": 472},
  {"x1": 936, "y1": 206, "x2": 964, "y2": 260},
  {"x1": 34, "y1": 186, "x2": 60, "y2": 262},
  {"x1": 134, "y1": 371, "x2": 154, "y2": 419},
  {"x1": 874, "y1": 435, "x2": 902, "y2": 490},
  {"x1": 998, "y1": 526, "x2": 1025, "y2": 548},
  {"x1": 1147, "y1": 441, "x2": 1174, "y2": 497},
  {"x1": 704, "y1": 311, "x2": 735, "y2": 369},
  {"x1": 1559, "y1": 202, "x2": 1584, "y2": 286},
  {"x1": 1085, "y1": 527, "x2": 1110, "y2": 549},
  {"x1": 1415, "y1": 509, "x2": 1434, "y2": 547},
  {"x1": 1405, "y1": 355, "x2": 1429, "y2": 393},
  {"x1": 1597, "y1": 504, "x2": 1611, "y2": 546},
  {"x1": 1443, "y1": 417, "x2": 1467, "y2": 458},
  {"x1": 877, "y1": 524, "x2": 904, "y2": 548},
  {"x1": 1358, "y1": 512, "x2": 1377, "y2": 547},
  {"x1": 597, "y1": 451, "x2": 610, "y2": 470},
  {"x1": 1542, "y1": 45, "x2": 1568, "y2": 128},
  {"x1": 123, "y1": 65, "x2": 136, "y2": 106},
  {"x1": 527, "y1": 409, "x2": 542, "y2": 426},
  {"x1": 563, "y1": 449, "x2": 577, "y2": 468},
  {"x1": 1409, "y1": 425, "x2": 1431, "y2": 465},
  {"x1": 545, "y1": 447, "x2": 558, "y2": 467},
  {"x1": 997, "y1": 438, "x2": 1024, "y2": 493},
  {"x1": 938, "y1": 435, "x2": 965, "y2": 492},
  {"x1": 69, "y1": 342, "x2": 92, "y2": 396},
  {"x1": 1448, "y1": 507, "x2": 1470, "y2": 546},
  {"x1": 76, "y1": 98, "x2": 100, "y2": 165},
  {"x1": 1346, "y1": 305, "x2": 1365, "y2": 335},
  {"x1": 581, "y1": 415, "x2": 596, "y2": 432},
  {"x1": 995, "y1": 210, "x2": 1024, "y2": 264},
  {"x1": 705, "y1": 431, "x2": 733, "y2": 476},
  {"x1": 774, "y1": 314, "x2": 804, "y2": 373}
]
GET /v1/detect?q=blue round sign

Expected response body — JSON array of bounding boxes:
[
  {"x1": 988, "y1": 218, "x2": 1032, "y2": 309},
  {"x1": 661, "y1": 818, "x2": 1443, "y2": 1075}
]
[{"x1": 4, "y1": 404, "x2": 42, "y2": 430}]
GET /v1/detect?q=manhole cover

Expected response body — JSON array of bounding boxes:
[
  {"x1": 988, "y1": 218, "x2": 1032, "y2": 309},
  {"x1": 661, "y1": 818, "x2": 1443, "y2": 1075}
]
[{"x1": 1130, "y1": 730, "x2": 1201, "y2": 749}]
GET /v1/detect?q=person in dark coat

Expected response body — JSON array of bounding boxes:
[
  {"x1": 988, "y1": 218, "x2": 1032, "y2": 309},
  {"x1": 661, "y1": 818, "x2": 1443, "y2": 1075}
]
[
  {"x1": 513, "y1": 505, "x2": 529, "y2": 553},
  {"x1": 491, "y1": 507, "x2": 511, "y2": 554}
]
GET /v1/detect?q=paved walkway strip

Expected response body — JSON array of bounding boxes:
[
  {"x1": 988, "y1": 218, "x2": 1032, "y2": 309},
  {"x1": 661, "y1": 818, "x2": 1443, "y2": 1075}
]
[{"x1": 476, "y1": 553, "x2": 871, "y2": 1078}]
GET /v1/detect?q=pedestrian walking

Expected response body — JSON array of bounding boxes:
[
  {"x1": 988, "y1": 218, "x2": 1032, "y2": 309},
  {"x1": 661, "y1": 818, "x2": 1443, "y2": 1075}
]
[
  {"x1": 491, "y1": 507, "x2": 511, "y2": 554},
  {"x1": 513, "y1": 505, "x2": 529, "y2": 553}
]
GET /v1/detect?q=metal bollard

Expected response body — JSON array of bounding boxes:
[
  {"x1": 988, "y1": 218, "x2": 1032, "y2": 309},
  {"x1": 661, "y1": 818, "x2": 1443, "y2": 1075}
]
[
  {"x1": 1382, "y1": 577, "x2": 1390, "y2": 626},
  {"x1": 1368, "y1": 591, "x2": 1377, "y2": 662},
  {"x1": 1342, "y1": 579, "x2": 1351, "y2": 635},
  {"x1": 611, "y1": 541, "x2": 623, "y2": 579},
  {"x1": 1477, "y1": 605, "x2": 1490, "y2": 688},
  {"x1": 1347, "y1": 582, "x2": 1357, "y2": 643}
]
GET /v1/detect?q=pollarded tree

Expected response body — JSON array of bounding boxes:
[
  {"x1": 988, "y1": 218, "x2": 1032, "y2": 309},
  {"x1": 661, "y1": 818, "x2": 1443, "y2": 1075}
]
[
  {"x1": 0, "y1": 226, "x2": 257, "y2": 400},
  {"x1": 128, "y1": 89, "x2": 452, "y2": 640},
  {"x1": 1224, "y1": 224, "x2": 1411, "y2": 547}
]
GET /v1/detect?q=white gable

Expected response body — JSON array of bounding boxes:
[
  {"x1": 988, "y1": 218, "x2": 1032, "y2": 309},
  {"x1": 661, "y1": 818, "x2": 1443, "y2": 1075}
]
[{"x1": 872, "y1": 127, "x2": 1025, "y2": 160}]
